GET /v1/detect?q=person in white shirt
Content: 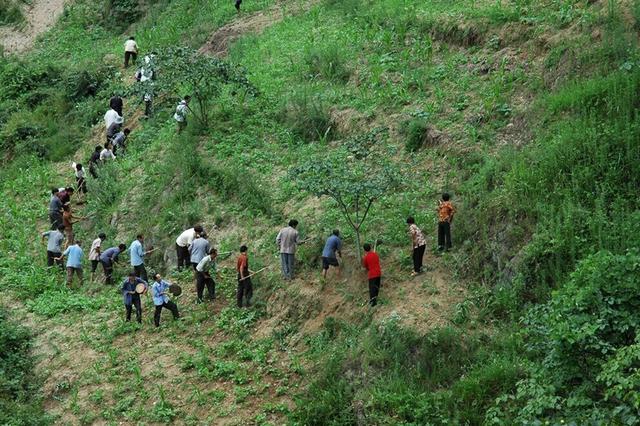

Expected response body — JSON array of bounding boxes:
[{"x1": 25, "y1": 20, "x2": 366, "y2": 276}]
[
  {"x1": 71, "y1": 162, "x2": 87, "y2": 195},
  {"x1": 89, "y1": 233, "x2": 106, "y2": 281},
  {"x1": 100, "y1": 143, "x2": 116, "y2": 162},
  {"x1": 124, "y1": 36, "x2": 138, "y2": 68},
  {"x1": 104, "y1": 108, "x2": 123, "y2": 132},
  {"x1": 175, "y1": 225, "x2": 203, "y2": 270},
  {"x1": 174, "y1": 96, "x2": 191, "y2": 133}
]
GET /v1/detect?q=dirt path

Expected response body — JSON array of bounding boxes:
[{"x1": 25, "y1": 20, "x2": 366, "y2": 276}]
[
  {"x1": 199, "y1": 0, "x2": 318, "y2": 57},
  {"x1": 0, "y1": 0, "x2": 66, "y2": 54}
]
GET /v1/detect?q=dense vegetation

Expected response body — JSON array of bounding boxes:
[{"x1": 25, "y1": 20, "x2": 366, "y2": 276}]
[
  {"x1": 1, "y1": 0, "x2": 640, "y2": 424},
  {"x1": 0, "y1": 0, "x2": 28, "y2": 26},
  {"x1": 0, "y1": 309, "x2": 49, "y2": 425}
]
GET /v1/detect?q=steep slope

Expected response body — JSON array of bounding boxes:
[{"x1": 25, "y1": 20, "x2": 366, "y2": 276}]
[
  {"x1": 2, "y1": 0, "x2": 640, "y2": 424},
  {"x1": 0, "y1": 0, "x2": 67, "y2": 53}
]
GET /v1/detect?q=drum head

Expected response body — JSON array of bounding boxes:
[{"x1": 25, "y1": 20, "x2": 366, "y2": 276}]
[
  {"x1": 135, "y1": 283, "x2": 146, "y2": 294},
  {"x1": 169, "y1": 284, "x2": 182, "y2": 296}
]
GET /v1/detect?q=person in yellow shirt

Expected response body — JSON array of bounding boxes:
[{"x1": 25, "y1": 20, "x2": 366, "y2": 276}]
[{"x1": 437, "y1": 193, "x2": 456, "y2": 252}]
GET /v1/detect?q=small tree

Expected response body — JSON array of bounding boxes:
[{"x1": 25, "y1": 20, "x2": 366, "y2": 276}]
[
  {"x1": 291, "y1": 129, "x2": 401, "y2": 258},
  {"x1": 129, "y1": 47, "x2": 257, "y2": 128}
]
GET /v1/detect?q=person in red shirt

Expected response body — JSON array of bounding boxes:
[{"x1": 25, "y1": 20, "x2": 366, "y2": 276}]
[
  {"x1": 362, "y1": 243, "x2": 382, "y2": 307},
  {"x1": 236, "y1": 245, "x2": 254, "y2": 308}
]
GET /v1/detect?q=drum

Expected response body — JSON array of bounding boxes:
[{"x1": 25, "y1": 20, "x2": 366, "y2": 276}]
[{"x1": 135, "y1": 283, "x2": 146, "y2": 294}]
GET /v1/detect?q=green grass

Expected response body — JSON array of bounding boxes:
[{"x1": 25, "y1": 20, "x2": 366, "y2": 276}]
[{"x1": 0, "y1": 0, "x2": 29, "y2": 26}]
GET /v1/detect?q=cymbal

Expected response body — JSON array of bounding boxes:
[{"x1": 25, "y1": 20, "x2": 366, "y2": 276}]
[{"x1": 169, "y1": 284, "x2": 182, "y2": 296}]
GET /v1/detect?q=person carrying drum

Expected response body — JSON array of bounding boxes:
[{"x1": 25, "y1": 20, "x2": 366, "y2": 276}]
[{"x1": 121, "y1": 272, "x2": 147, "y2": 324}]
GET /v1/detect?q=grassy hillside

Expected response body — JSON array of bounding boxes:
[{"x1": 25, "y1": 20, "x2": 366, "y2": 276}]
[
  {"x1": 0, "y1": 0, "x2": 28, "y2": 26},
  {"x1": 2, "y1": 0, "x2": 640, "y2": 424}
]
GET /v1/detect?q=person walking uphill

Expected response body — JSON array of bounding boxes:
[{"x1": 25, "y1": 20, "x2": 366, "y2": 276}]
[
  {"x1": 322, "y1": 230, "x2": 342, "y2": 279},
  {"x1": 195, "y1": 248, "x2": 218, "y2": 303},
  {"x1": 437, "y1": 193, "x2": 456, "y2": 252},
  {"x1": 42, "y1": 225, "x2": 66, "y2": 269},
  {"x1": 89, "y1": 146, "x2": 102, "y2": 179},
  {"x1": 124, "y1": 36, "x2": 138, "y2": 68},
  {"x1": 121, "y1": 272, "x2": 147, "y2": 324},
  {"x1": 55, "y1": 241, "x2": 84, "y2": 287},
  {"x1": 175, "y1": 225, "x2": 203, "y2": 270},
  {"x1": 362, "y1": 243, "x2": 382, "y2": 307},
  {"x1": 236, "y1": 245, "x2": 254, "y2": 308},
  {"x1": 276, "y1": 219, "x2": 299, "y2": 280},
  {"x1": 151, "y1": 274, "x2": 180, "y2": 327},
  {"x1": 49, "y1": 188, "x2": 63, "y2": 229},
  {"x1": 174, "y1": 96, "x2": 190, "y2": 133},
  {"x1": 130, "y1": 234, "x2": 149, "y2": 282},
  {"x1": 406, "y1": 217, "x2": 426, "y2": 276}
]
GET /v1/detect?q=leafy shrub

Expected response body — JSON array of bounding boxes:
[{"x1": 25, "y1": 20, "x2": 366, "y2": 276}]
[
  {"x1": 400, "y1": 117, "x2": 429, "y2": 152},
  {"x1": 280, "y1": 90, "x2": 334, "y2": 142},
  {"x1": 102, "y1": 0, "x2": 141, "y2": 31},
  {"x1": 0, "y1": 309, "x2": 49, "y2": 425},
  {"x1": 294, "y1": 319, "x2": 518, "y2": 424},
  {"x1": 491, "y1": 250, "x2": 640, "y2": 423}
]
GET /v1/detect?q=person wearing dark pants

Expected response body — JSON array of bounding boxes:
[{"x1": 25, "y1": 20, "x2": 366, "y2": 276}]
[
  {"x1": 437, "y1": 193, "x2": 456, "y2": 251},
  {"x1": 49, "y1": 188, "x2": 63, "y2": 229},
  {"x1": 100, "y1": 244, "x2": 126, "y2": 285},
  {"x1": 195, "y1": 248, "x2": 218, "y2": 303},
  {"x1": 407, "y1": 217, "x2": 427, "y2": 276},
  {"x1": 42, "y1": 225, "x2": 65, "y2": 270},
  {"x1": 89, "y1": 146, "x2": 102, "y2": 179},
  {"x1": 236, "y1": 245, "x2": 253, "y2": 308},
  {"x1": 151, "y1": 274, "x2": 179, "y2": 327},
  {"x1": 437, "y1": 222, "x2": 451, "y2": 251},
  {"x1": 235, "y1": 0, "x2": 242, "y2": 12},
  {"x1": 175, "y1": 225, "x2": 203, "y2": 270},
  {"x1": 121, "y1": 273, "x2": 147, "y2": 324},
  {"x1": 130, "y1": 234, "x2": 149, "y2": 282},
  {"x1": 176, "y1": 243, "x2": 190, "y2": 270},
  {"x1": 124, "y1": 37, "x2": 138, "y2": 68},
  {"x1": 47, "y1": 250, "x2": 64, "y2": 269},
  {"x1": 362, "y1": 243, "x2": 382, "y2": 307},
  {"x1": 412, "y1": 244, "x2": 426, "y2": 274}
]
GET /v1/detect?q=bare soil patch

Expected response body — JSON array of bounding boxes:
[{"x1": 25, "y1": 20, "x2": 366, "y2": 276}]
[
  {"x1": 0, "y1": 0, "x2": 66, "y2": 53},
  {"x1": 199, "y1": 1, "x2": 317, "y2": 57}
]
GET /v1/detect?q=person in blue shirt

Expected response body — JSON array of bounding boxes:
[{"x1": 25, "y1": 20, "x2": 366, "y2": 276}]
[
  {"x1": 121, "y1": 272, "x2": 147, "y2": 324},
  {"x1": 56, "y1": 241, "x2": 84, "y2": 287},
  {"x1": 129, "y1": 234, "x2": 149, "y2": 282},
  {"x1": 100, "y1": 243, "x2": 126, "y2": 285},
  {"x1": 42, "y1": 225, "x2": 66, "y2": 269},
  {"x1": 151, "y1": 274, "x2": 180, "y2": 327},
  {"x1": 321, "y1": 230, "x2": 342, "y2": 279}
]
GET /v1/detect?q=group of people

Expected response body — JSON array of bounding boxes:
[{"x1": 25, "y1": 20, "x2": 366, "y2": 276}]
[
  {"x1": 44, "y1": 190, "x2": 456, "y2": 323},
  {"x1": 272, "y1": 193, "x2": 456, "y2": 307},
  {"x1": 40, "y1": 30, "x2": 459, "y2": 327}
]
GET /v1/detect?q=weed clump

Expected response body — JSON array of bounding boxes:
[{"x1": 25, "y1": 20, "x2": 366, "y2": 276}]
[
  {"x1": 304, "y1": 45, "x2": 351, "y2": 83},
  {"x1": 400, "y1": 116, "x2": 443, "y2": 152},
  {"x1": 280, "y1": 91, "x2": 335, "y2": 143}
]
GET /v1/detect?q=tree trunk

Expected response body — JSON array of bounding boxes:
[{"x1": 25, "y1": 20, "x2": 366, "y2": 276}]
[{"x1": 355, "y1": 229, "x2": 362, "y2": 260}]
